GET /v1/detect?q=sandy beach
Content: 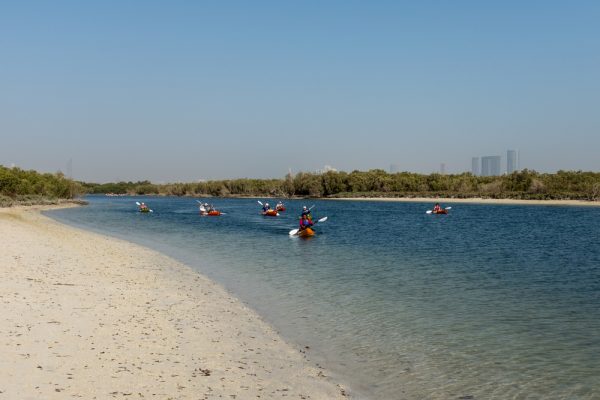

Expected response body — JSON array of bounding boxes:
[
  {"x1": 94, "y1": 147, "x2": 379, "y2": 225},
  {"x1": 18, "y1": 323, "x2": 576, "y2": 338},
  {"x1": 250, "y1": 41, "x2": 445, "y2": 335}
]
[
  {"x1": 327, "y1": 196, "x2": 600, "y2": 207},
  {"x1": 0, "y1": 206, "x2": 348, "y2": 399}
]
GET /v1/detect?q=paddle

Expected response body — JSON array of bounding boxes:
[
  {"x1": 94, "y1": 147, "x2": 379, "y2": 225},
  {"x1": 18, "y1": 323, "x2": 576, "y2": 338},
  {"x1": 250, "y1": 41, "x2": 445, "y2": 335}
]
[
  {"x1": 426, "y1": 206, "x2": 452, "y2": 214},
  {"x1": 257, "y1": 200, "x2": 263, "y2": 206},
  {"x1": 289, "y1": 216, "x2": 328, "y2": 236}
]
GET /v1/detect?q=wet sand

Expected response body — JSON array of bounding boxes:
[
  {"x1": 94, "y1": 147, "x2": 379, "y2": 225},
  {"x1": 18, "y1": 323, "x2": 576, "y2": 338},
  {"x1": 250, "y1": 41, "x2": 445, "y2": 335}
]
[
  {"x1": 327, "y1": 197, "x2": 600, "y2": 207},
  {"x1": 0, "y1": 206, "x2": 348, "y2": 399}
]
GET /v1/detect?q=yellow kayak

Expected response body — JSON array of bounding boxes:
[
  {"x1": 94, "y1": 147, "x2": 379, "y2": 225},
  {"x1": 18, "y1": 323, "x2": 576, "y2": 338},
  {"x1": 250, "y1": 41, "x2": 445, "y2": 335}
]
[{"x1": 298, "y1": 227, "x2": 315, "y2": 237}]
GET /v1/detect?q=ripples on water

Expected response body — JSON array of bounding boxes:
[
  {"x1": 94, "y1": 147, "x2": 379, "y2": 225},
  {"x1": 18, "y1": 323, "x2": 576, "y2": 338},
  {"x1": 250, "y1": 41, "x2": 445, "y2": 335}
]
[{"x1": 48, "y1": 197, "x2": 600, "y2": 399}]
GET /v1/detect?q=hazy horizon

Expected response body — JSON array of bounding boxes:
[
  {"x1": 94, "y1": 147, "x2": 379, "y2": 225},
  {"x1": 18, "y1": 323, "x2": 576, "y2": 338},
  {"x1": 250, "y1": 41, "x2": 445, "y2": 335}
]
[{"x1": 2, "y1": 2, "x2": 599, "y2": 182}]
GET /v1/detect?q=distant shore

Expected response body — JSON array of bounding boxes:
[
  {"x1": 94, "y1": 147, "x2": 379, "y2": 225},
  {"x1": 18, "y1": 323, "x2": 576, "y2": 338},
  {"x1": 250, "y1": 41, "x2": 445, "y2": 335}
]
[
  {"x1": 92, "y1": 192, "x2": 600, "y2": 207},
  {"x1": 0, "y1": 205, "x2": 348, "y2": 399},
  {"x1": 325, "y1": 196, "x2": 600, "y2": 207}
]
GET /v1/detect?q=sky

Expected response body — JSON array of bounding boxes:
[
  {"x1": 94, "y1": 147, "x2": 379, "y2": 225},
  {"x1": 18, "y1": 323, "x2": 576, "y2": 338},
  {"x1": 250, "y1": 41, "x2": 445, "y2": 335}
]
[{"x1": 1, "y1": 1, "x2": 599, "y2": 182}]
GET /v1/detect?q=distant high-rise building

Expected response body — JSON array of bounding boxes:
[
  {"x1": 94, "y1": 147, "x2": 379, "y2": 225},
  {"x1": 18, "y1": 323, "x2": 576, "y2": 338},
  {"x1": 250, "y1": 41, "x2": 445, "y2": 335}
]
[
  {"x1": 481, "y1": 156, "x2": 502, "y2": 176},
  {"x1": 440, "y1": 163, "x2": 446, "y2": 175},
  {"x1": 316, "y1": 165, "x2": 337, "y2": 174},
  {"x1": 471, "y1": 157, "x2": 480, "y2": 176},
  {"x1": 389, "y1": 164, "x2": 400, "y2": 173},
  {"x1": 507, "y1": 150, "x2": 519, "y2": 173}
]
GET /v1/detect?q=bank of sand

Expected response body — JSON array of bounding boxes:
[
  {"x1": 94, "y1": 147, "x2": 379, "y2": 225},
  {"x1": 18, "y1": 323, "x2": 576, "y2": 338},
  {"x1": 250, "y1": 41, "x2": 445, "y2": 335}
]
[
  {"x1": 328, "y1": 197, "x2": 600, "y2": 207},
  {"x1": 0, "y1": 206, "x2": 348, "y2": 399}
]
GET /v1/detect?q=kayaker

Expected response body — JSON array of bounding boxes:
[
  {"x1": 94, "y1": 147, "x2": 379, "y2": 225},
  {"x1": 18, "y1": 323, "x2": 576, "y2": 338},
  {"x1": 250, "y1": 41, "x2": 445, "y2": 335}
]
[
  {"x1": 433, "y1": 203, "x2": 442, "y2": 213},
  {"x1": 300, "y1": 206, "x2": 312, "y2": 220},
  {"x1": 299, "y1": 214, "x2": 314, "y2": 231},
  {"x1": 276, "y1": 201, "x2": 284, "y2": 210},
  {"x1": 140, "y1": 202, "x2": 149, "y2": 212},
  {"x1": 262, "y1": 202, "x2": 270, "y2": 212}
]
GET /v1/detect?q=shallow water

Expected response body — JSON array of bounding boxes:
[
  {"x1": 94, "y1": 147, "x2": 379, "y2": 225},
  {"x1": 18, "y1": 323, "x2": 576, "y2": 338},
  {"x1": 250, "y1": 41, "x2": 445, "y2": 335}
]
[{"x1": 47, "y1": 196, "x2": 600, "y2": 399}]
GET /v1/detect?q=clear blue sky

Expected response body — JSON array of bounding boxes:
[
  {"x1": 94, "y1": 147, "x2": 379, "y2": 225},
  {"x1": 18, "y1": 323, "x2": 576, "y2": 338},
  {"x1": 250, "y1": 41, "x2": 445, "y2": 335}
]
[{"x1": 1, "y1": 1, "x2": 599, "y2": 182}]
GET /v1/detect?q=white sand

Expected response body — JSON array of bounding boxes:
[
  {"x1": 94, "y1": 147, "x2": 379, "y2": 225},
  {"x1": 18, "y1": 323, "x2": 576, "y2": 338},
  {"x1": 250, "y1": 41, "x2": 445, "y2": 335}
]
[
  {"x1": 327, "y1": 197, "x2": 600, "y2": 207},
  {"x1": 0, "y1": 206, "x2": 348, "y2": 399}
]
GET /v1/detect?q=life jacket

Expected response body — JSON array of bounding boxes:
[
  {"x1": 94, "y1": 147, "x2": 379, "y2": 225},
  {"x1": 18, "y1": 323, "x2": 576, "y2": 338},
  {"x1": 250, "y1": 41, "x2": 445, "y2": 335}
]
[{"x1": 299, "y1": 218, "x2": 313, "y2": 229}]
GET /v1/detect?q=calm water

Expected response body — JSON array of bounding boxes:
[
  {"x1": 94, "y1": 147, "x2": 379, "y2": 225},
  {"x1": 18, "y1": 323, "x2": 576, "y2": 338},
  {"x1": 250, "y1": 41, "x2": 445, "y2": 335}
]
[{"x1": 47, "y1": 196, "x2": 600, "y2": 399}]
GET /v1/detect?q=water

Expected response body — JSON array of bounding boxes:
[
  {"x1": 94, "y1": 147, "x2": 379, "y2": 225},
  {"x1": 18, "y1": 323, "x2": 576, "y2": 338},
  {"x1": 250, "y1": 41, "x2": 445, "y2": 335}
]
[{"x1": 47, "y1": 196, "x2": 600, "y2": 399}]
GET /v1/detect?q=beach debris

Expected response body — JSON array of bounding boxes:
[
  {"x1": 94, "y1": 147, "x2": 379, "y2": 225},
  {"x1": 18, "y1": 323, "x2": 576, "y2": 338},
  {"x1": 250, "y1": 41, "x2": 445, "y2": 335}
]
[{"x1": 192, "y1": 367, "x2": 211, "y2": 377}]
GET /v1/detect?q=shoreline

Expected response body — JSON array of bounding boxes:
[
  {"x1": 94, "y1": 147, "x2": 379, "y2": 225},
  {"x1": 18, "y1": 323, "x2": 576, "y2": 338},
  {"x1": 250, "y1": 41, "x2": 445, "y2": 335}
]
[
  {"x1": 0, "y1": 205, "x2": 349, "y2": 399},
  {"x1": 323, "y1": 196, "x2": 600, "y2": 207}
]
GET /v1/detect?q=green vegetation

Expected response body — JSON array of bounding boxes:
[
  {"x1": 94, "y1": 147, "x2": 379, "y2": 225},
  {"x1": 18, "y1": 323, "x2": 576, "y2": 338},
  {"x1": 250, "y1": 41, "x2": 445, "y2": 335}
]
[
  {"x1": 83, "y1": 169, "x2": 600, "y2": 201},
  {"x1": 0, "y1": 165, "x2": 82, "y2": 207},
  {"x1": 4, "y1": 164, "x2": 600, "y2": 203}
]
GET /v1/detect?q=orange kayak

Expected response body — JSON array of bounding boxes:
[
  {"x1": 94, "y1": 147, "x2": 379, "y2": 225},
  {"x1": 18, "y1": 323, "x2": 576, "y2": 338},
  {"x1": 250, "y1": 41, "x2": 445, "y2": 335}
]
[
  {"x1": 262, "y1": 210, "x2": 279, "y2": 216},
  {"x1": 298, "y1": 227, "x2": 315, "y2": 237},
  {"x1": 276, "y1": 206, "x2": 286, "y2": 212},
  {"x1": 432, "y1": 209, "x2": 448, "y2": 214}
]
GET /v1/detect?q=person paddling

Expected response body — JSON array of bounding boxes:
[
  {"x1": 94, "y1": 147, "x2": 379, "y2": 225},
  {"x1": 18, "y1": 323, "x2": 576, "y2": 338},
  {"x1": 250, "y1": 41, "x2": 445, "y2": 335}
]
[
  {"x1": 262, "y1": 202, "x2": 270, "y2": 212},
  {"x1": 299, "y1": 214, "x2": 314, "y2": 231},
  {"x1": 432, "y1": 203, "x2": 442, "y2": 213},
  {"x1": 139, "y1": 202, "x2": 149, "y2": 212},
  {"x1": 300, "y1": 205, "x2": 312, "y2": 221}
]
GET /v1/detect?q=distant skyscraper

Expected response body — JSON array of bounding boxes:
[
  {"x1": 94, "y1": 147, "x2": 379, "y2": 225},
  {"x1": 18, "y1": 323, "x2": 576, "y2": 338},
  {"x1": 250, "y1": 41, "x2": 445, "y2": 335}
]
[
  {"x1": 316, "y1": 165, "x2": 337, "y2": 174},
  {"x1": 507, "y1": 150, "x2": 519, "y2": 173},
  {"x1": 481, "y1": 156, "x2": 502, "y2": 176},
  {"x1": 389, "y1": 164, "x2": 400, "y2": 173},
  {"x1": 67, "y1": 158, "x2": 73, "y2": 179},
  {"x1": 440, "y1": 163, "x2": 446, "y2": 175},
  {"x1": 471, "y1": 157, "x2": 480, "y2": 176}
]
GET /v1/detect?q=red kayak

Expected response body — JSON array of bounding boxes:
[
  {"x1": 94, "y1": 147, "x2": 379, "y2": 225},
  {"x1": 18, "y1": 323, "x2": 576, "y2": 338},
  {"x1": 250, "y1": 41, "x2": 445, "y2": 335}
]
[
  {"x1": 432, "y1": 209, "x2": 448, "y2": 214},
  {"x1": 262, "y1": 210, "x2": 279, "y2": 217},
  {"x1": 276, "y1": 206, "x2": 286, "y2": 212},
  {"x1": 200, "y1": 210, "x2": 221, "y2": 216}
]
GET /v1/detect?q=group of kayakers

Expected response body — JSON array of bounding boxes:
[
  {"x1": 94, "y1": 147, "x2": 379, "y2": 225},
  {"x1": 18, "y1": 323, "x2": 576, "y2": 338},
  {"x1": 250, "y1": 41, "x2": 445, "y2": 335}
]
[{"x1": 138, "y1": 199, "x2": 447, "y2": 237}]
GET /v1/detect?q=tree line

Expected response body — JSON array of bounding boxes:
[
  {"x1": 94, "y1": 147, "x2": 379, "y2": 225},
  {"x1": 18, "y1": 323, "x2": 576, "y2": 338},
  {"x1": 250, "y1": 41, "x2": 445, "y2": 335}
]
[
  {"x1": 83, "y1": 169, "x2": 600, "y2": 201},
  {"x1": 0, "y1": 165, "x2": 82, "y2": 206},
  {"x1": 3, "y1": 164, "x2": 600, "y2": 204}
]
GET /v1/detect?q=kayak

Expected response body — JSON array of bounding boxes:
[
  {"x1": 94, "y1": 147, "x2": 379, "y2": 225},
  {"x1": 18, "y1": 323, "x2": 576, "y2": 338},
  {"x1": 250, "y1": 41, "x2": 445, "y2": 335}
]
[
  {"x1": 201, "y1": 210, "x2": 221, "y2": 216},
  {"x1": 298, "y1": 227, "x2": 315, "y2": 237},
  {"x1": 139, "y1": 208, "x2": 150, "y2": 213},
  {"x1": 262, "y1": 210, "x2": 279, "y2": 217},
  {"x1": 276, "y1": 206, "x2": 286, "y2": 212},
  {"x1": 432, "y1": 209, "x2": 448, "y2": 214}
]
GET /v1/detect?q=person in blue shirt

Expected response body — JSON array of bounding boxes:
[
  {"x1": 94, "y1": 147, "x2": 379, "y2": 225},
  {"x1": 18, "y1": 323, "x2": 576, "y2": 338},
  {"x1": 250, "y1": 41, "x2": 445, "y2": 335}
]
[{"x1": 299, "y1": 214, "x2": 314, "y2": 231}]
